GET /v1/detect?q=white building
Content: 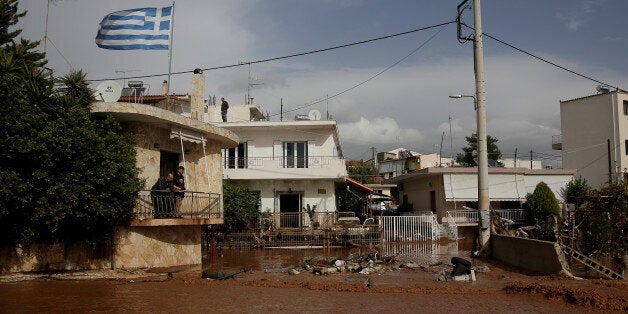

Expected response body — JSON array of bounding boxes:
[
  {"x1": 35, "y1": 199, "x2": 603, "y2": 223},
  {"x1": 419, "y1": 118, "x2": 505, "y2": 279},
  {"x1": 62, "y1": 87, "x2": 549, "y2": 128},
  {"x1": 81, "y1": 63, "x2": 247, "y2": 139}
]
[
  {"x1": 210, "y1": 105, "x2": 347, "y2": 219},
  {"x1": 376, "y1": 148, "x2": 451, "y2": 179},
  {"x1": 558, "y1": 90, "x2": 628, "y2": 188}
]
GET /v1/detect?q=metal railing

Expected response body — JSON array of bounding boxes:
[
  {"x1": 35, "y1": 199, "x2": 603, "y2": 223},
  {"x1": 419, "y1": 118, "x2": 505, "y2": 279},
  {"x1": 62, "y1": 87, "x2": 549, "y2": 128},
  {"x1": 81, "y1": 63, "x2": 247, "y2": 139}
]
[
  {"x1": 223, "y1": 156, "x2": 345, "y2": 169},
  {"x1": 134, "y1": 190, "x2": 221, "y2": 219},
  {"x1": 265, "y1": 211, "x2": 355, "y2": 229},
  {"x1": 444, "y1": 208, "x2": 528, "y2": 225},
  {"x1": 494, "y1": 209, "x2": 528, "y2": 222},
  {"x1": 381, "y1": 215, "x2": 439, "y2": 242}
]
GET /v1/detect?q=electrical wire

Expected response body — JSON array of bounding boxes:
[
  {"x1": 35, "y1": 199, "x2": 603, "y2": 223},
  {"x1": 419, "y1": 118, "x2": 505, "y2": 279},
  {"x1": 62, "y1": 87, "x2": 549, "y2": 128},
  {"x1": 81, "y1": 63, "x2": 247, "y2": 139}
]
[
  {"x1": 87, "y1": 21, "x2": 456, "y2": 82},
  {"x1": 460, "y1": 23, "x2": 625, "y2": 91},
  {"x1": 270, "y1": 23, "x2": 450, "y2": 117}
]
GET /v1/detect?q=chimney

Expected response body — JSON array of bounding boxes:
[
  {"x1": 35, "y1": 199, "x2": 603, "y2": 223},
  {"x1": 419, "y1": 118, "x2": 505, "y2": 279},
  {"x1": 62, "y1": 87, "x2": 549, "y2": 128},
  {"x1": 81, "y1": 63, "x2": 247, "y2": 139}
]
[
  {"x1": 161, "y1": 80, "x2": 168, "y2": 95},
  {"x1": 191, "y1": 69, "x2": 205, "y2": 120}
]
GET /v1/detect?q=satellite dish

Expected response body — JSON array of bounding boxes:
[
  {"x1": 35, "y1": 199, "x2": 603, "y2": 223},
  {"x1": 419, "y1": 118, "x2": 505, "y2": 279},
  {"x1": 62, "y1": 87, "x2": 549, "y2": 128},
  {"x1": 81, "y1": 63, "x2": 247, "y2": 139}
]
[
  {"x1": 94, "y1": 80, "x2": 122, "y2": 102},
  {"x1": 308, "y1": 109, "x2": 321, "y2": 121}
]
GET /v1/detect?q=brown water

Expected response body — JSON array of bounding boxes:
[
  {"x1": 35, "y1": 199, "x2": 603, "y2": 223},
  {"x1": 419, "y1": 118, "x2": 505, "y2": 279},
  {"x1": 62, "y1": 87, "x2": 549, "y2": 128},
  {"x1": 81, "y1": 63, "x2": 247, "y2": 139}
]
[
  {"x1": 203, "y1": 240, "x2": 469, "y2": 273},
  {"x1": 3, "y1": 239, "x2": 622, "y2": 312}
]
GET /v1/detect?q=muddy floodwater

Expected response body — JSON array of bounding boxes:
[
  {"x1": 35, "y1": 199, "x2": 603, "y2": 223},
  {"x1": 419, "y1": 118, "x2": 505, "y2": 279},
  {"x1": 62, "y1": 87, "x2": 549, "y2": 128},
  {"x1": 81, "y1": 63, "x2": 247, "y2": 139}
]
[{"x1": 1, "y1": 241, "x2": 627, "y2": 313}]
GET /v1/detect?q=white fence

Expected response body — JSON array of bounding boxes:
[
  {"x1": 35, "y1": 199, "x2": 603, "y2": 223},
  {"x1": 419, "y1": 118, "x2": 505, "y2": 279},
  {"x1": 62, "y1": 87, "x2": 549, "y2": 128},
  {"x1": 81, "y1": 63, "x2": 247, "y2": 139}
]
[{"x1": 381, "y1": 215, "x2": 439, "y2": 242}]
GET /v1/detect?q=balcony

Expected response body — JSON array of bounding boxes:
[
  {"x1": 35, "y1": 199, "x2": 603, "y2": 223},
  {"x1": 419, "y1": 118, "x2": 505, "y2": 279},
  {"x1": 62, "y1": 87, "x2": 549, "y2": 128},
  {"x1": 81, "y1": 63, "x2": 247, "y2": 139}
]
[
  {"x1": 132, "y1": 190, "x2": 222, "y2": 226},
  {"x1": 552, "y1": 134, "x2": 562, "y2": 150},
  {"x1": 223, "y1": 156, "x2": 347, "y2": 180},
  {"x1": 261, "y1": 211, "x2": 355, "y2": 229}
]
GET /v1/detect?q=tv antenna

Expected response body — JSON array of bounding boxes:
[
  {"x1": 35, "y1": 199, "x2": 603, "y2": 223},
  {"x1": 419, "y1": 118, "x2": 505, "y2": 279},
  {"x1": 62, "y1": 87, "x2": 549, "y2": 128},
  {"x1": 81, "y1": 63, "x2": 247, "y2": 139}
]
[{"x1": 115, "y1": 69, "x2": 140, "y2": 86}]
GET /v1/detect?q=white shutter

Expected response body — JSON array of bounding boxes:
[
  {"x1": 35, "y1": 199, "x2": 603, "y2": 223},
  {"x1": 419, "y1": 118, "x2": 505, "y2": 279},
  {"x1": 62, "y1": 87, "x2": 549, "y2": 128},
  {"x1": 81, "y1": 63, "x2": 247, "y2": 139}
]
[
  {"x1": 307, "y1": 141, "x2": 316, "y2": 167},
  {"x1": 273, "y1": 141, "x2": 283, "y2": 167}
]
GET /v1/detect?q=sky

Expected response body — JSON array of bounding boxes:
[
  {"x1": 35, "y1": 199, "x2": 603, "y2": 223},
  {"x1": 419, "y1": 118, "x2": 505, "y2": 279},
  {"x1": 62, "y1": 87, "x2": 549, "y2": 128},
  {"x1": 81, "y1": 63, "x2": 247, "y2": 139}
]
[{"x1": 16, "y1": 0, "x2": 628, "y2": 166}]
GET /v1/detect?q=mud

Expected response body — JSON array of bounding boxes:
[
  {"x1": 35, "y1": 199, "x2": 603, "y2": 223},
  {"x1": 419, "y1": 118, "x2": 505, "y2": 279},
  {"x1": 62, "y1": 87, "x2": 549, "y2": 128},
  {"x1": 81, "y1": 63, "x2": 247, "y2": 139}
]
[{"x1": 1, "y1": 257, "x2": 626, "y2": 313}]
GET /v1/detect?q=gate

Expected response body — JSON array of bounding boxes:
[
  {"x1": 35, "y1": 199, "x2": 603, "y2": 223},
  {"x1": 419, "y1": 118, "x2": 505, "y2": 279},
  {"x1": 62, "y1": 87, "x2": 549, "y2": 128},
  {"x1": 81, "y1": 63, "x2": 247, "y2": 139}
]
[{"x1": 381, "y1": 215, "x2": 439, "y2": 242}]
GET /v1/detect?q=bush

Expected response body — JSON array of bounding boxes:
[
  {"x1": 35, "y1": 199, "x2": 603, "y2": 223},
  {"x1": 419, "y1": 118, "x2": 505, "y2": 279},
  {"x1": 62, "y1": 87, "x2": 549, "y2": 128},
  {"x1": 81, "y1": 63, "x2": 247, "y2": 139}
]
[{"x1": 525, "y1": 181, "x2": 561, "y2": 221}]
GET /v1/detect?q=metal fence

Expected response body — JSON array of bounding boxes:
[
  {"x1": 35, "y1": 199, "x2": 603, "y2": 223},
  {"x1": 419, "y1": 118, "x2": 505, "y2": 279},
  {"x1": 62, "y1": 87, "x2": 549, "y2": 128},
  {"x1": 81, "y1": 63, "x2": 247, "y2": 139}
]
[
  {"x1": 263, "y1": 211, "x2": 355, "y2": 229},
  {"x1": 381, "y1": 215, "x2": 439, "y2": 242},
  {"x1": 134, "y1": 190, "x2": 221, "y2": 219},
  {"x1": 445, "y1": 208, "x2": 528, "y2": 224}
]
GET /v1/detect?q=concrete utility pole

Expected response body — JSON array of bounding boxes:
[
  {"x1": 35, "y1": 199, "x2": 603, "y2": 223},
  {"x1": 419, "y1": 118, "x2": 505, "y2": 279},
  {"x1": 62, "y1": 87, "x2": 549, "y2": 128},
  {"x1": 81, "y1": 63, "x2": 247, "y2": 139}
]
[{"x1": 472, "y1": 0, "x2": 490, "y2": 249}]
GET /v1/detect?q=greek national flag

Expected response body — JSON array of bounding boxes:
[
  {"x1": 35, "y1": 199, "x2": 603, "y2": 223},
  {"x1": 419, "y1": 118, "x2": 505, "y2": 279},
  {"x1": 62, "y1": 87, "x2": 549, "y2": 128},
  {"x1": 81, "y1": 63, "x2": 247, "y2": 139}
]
[{"x1": 95, "y1": 7, "x2": 172, "y2": 50}]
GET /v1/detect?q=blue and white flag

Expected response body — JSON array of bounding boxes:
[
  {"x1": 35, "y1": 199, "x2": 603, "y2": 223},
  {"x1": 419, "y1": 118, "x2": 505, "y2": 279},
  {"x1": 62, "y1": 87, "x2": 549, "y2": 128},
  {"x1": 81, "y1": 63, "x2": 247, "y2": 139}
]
[{"x1": 95, "y1": 7, "x2": 172, "y2": 50}]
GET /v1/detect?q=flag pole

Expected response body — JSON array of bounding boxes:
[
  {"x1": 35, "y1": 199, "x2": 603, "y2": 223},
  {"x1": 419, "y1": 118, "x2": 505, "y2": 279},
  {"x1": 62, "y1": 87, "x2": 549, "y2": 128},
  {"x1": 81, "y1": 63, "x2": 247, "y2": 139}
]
[{"x1": 167, "y1": 1, "x2": 176, "y2": 95}]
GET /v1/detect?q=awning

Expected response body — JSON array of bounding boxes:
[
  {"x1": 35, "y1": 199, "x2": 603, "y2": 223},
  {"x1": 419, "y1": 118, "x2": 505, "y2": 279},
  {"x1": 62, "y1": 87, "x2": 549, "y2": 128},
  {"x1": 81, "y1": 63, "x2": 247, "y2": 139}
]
[
  {"x1": 346, "y1": 177, "x2": 374, "y2": 194},
  {"x1": 444, "y1": 173, "x2": 526, "y2": 202},
  {"x1": 170, "y1": 127, "x2": 205, "y2": 144}
]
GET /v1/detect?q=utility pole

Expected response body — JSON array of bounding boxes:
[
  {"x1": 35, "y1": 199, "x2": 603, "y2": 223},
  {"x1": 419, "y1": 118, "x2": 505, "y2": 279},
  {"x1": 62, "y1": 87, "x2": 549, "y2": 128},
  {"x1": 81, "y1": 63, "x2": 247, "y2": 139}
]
[
  {"x1": 280, "y1": 98, "x2": 283, "y2": 121},
  {"x1": 471, "y1": 0, "x2": 490, "y2": 250},
  {"x1": 371, "y1": 147, "x2": 378, "y2": 178},
  {"x1": 530, "y1": 150, "x2": 533, "y2": 169},
  {"x1": 457, "y1": 0, "x2": 490, "y2": 251}
]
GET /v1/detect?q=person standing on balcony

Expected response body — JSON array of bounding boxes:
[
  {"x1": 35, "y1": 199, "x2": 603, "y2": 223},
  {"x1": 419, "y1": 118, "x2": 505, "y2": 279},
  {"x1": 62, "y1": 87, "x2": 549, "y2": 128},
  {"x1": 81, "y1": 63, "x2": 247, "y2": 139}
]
[
  {"x1": 173, "y1": 166, "x2": 186, "y2": 217},
  {"x1": 150, "y1": 172, "x2": 179, "y2": 218},
  {"x1": 220, "y1": 97, "x2": 229, "y2": 122}
]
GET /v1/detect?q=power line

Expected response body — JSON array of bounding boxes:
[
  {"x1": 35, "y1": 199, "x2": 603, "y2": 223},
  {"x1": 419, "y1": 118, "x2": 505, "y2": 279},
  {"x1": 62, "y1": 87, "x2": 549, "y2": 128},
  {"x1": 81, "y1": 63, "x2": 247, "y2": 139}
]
[
  {"x1": 272, "y1": 22, "x2": 451, "y2": 117},
  {"x1": 87, "y1": 21, "x2": 456, "y2": 82},
  {"x1": 460, "y1": 23, "x2": 625, "y2": 91}
]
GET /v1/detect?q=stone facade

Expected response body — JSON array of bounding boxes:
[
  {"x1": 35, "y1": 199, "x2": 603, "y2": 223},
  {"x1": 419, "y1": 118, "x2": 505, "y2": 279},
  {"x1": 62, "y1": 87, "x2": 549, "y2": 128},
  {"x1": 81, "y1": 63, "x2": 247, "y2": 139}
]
[
  {"x1": 0, "y1": 243, "x2": 111, "y2": 273},
  {"x1": 113, "y1": 226, "x2": 201, "y2": 269}
]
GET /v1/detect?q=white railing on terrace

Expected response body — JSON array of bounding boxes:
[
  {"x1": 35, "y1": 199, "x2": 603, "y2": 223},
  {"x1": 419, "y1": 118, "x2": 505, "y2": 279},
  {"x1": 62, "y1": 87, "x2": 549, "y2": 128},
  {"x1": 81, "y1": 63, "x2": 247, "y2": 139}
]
[
  {"x1": 381, "y1": 215, "x2": 439, "y2": 242},
  {"x1": 444, "y1": 208, "x2": 528, "y2": 224},
  {"x1": 223, "y1": 156, "x2": 344, "y2": 169},
  {"x1": 266, "y1": 211, "x2": 355, "y2": 229},
  {"x1": 135, "y1": 190, "x2": 221, "y2": 219}
]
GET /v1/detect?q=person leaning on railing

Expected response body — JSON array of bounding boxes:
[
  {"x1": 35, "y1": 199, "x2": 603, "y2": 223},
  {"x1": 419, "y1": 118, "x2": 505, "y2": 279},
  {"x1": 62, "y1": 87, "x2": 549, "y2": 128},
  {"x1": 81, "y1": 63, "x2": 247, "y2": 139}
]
[
  {"x1": 150, "y1": 172, "x2": 181, "y2": 218},
  {"x1": 173, "y1": 166, "x2": 186, "y2": 217}
]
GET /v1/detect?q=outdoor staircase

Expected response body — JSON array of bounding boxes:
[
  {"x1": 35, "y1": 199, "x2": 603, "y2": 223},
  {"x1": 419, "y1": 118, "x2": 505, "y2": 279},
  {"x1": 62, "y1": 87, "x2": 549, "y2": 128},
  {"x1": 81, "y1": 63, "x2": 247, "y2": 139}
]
[{"x1": 561, "y1": 245, "x2": 623, "y2": 280}]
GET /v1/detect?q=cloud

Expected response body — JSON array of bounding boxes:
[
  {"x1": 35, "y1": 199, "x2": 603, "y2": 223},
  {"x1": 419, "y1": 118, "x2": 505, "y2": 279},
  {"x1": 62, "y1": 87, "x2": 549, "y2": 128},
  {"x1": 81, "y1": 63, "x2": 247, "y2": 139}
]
[
  {"x1": 338, "y1": 117, "x2": 423, "y2": 146},
  {"x1": 556, "y1": 0, "x2": 604, "y2": 31}
]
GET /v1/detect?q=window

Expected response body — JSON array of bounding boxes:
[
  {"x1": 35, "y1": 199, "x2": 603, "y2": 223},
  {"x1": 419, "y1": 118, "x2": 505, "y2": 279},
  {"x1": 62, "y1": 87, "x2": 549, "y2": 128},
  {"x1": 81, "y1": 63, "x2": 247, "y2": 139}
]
[
  {"x1": 624, "y1": 101, "x2": 628, "y2": 115},
  {"x1": 625, "y1": 140, "x2": 628, "y2": 155},
  {"x1": 224, "y1": 142, "x2": 247, "y2": 169},
  {"x1": 283, "y1": 141, "x2": 308, "y2": 168}
]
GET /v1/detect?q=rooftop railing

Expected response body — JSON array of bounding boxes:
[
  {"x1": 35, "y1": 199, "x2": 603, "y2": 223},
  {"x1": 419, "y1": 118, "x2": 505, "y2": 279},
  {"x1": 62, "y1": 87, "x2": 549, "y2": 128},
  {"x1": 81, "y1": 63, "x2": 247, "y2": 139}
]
[{"x1": 134, "y1": 190, "x2": 221, "y2": 219}]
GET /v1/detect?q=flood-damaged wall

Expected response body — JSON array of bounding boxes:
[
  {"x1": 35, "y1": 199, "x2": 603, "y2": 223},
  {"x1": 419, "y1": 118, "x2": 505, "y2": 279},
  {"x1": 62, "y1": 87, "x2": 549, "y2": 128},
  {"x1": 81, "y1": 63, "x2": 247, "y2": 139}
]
[
  {"x1": 0, "y1": 225, "x2": 202, "y2": 273},
  {"x1": 491, "y1": 234, "x2": 570, "y2": 275},
  {"x1": 113, "y1": 225, "x2": 201, "y2": 269},
  {"x1": 0, "y1": 243, "x2": 112, "y2": 273}
]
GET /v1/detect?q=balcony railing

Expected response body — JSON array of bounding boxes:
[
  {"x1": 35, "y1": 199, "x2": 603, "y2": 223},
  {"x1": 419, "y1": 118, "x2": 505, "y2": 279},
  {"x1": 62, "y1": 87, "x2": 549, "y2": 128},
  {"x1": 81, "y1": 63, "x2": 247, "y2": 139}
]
[
  {"x1": 223, "y1": 156, "x2": 344, "y2": 170},
  {"x1": 265, "y1": 211, "x2": 355, "y2": 229},
  {"x1": 134, "y1": 190, "x2": 221, "y2": 219},
  {"x1": 444, "y1": 208, "x2": 528, "y2": 224}
]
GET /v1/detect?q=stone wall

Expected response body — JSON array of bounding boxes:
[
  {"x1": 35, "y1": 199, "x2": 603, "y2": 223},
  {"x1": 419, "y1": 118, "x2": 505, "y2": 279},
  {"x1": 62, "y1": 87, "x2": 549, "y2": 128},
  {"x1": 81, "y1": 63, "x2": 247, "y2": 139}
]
[
  {"x1": 1, "y1": 225, "x2": 203, "y2": 273},
  {"x1": 113, "y1": 225, "x2": 201, "y2": 269},
  {"x1": 491, "y1": 234, "x2": 570, "y2": 275},
  {"x1": 0, "y1": 242, "x2": 112, "y2": 274}
]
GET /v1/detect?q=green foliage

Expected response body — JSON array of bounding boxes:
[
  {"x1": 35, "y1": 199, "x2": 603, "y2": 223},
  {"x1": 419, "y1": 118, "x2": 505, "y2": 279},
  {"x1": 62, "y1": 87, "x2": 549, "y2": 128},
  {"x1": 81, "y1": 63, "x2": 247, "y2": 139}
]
[
  {"x1": 455, "y1": 134, "x2": 503, "y2": 167},
  {"x1": 560, "y1": 177, "x2": 590, "y2": 208},
  {"x1": 0, "y1": 4, "x2": 142, "y2": 247},
  {"x1": 303, "y1": 204, "x2": 317, "y2": 220},
  {"x1": 347, "y1": 160, "x2": 376, "y2": 184},
  {"x1": 222, "y1": 180, "x2": 260, "y2": 229},
  {"x1": 525, "y1": 182, "x2": 561, "y2": 221},
  {"x1": 576, "y1": 182, "x2": 627, "y2": 259}
]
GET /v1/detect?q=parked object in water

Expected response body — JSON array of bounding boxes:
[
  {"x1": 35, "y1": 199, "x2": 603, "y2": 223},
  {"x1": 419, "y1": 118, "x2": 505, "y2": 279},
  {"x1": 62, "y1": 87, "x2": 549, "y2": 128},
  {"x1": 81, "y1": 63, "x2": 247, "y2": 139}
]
[{"x1": 201, "y1": 268, "x2": 245, "y2": 280}]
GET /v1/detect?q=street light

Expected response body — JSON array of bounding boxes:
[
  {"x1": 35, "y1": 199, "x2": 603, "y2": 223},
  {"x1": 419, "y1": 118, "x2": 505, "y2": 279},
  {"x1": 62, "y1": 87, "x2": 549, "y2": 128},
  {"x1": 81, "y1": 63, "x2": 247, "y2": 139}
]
[
  {"x1": 449, "y1": 92, "x2": 490, "y2": 252},
  {"x1": 449, "y1": 94, "x2": 477, "y2": 110}
]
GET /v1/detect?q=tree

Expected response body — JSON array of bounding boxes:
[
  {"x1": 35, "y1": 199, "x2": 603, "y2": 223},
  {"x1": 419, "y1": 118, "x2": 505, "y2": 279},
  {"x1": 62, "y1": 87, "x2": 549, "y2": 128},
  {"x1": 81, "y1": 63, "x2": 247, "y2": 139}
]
[
  {"x1": 347, "y1": 160, "x2": 376, "y2": 184},
  {"x1": 0, "y1": 2, "x2": 142, "y2": 247},
  {"x1": 525, "y1": 181, "x2": 561, "y2": 220},
  {"x1": 455, "y1": 133, "x2": 502, "y2": 167},
  {"x1": 574, "y1": 182, "x2": 627, "y2": 271},
  {"x1": 560, "y1": 177, "x2": 590, "y2": 208},
  {"x1": 222, "y1": 180, "x2": 259, "y2": 230}
]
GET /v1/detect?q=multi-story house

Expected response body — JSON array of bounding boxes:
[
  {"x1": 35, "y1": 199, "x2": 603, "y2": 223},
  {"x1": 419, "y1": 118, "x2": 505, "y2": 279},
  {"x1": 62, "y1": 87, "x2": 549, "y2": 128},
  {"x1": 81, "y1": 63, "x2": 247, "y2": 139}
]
[
  {"x1": 376, "y1": 148, "x2": 451, "y2": 179},
  {"x1": 210, "y1": 105, "x2": 348, "y2": 228},
  {"x1": 556, "y1": 89, "x2": 628, "y2": 188}
]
